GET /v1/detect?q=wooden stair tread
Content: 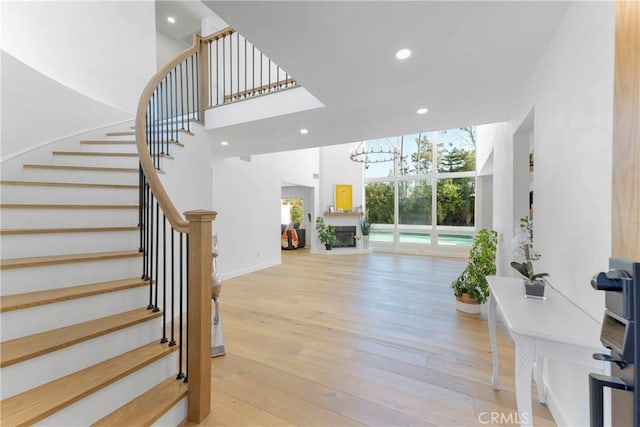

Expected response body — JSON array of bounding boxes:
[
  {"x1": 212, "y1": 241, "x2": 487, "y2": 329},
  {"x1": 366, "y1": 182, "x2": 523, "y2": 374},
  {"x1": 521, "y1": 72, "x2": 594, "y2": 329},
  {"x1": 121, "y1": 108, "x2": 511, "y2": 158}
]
[
  {"x1": 0, "y1": 307, "x2": 162, "y2": 368},
  {"x1": 0, "y1": 203, "x2": 137, "y2": 209},
  {"x1": 81, "y1": 140, "x2": 185, "y2": 148},
  {"x1": 0, "y1": 180, "x2": 137, "y2": 189},
  {"x1": 0, "y1": 277, "x2": 149, "y2": 312},
  {"x1": 0, "y1": 341, "x2": 177, "y2": 426},
  {"x1": 23, "y1": 164, "x2": 138, "y2": 172},
  {"x1": 52, "y1": 151, "x2": 138, "y2": 157},
  {"x1": 0, "y1": 226, "x2": 139, "y2": 235},
  {"x1": 92, "y1": 376, "x2": 188, "y2": 427},
  {"x1": 106, "y1": 131, "x2": 135, "y2": 136},
  {"x1": 0, "y1": 249, "x2": 142, "y2": 270}
]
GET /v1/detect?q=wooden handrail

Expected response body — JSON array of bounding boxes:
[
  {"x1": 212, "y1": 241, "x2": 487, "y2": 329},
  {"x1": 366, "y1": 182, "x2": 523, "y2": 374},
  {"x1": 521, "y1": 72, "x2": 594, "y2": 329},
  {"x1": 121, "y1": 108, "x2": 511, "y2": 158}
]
[{"x1": 134, "y1": 27, "x2": 235, "y2": 233}]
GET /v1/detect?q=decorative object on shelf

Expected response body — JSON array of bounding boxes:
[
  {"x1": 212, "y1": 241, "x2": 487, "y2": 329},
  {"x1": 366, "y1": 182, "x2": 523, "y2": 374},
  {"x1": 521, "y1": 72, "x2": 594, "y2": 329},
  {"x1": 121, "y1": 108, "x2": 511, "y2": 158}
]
[
  {"x1": 511, "y1": 217, "x2": 549, "y2": 299},
  {"x1": 211, "y1": 234, "x2": 225, "y2": 357},
  {"x1": 315, "y1": 216, "x2": 336, "y2": 250},
  {"x1": 349, "y1": 140, "x2": 399, "y2": 164},
  {"x1": 451, "y1": 229, "x2": 498, "y2": 313},
  {"x1": 360, "y1": 217, "x2": 371, "y2": 249}
]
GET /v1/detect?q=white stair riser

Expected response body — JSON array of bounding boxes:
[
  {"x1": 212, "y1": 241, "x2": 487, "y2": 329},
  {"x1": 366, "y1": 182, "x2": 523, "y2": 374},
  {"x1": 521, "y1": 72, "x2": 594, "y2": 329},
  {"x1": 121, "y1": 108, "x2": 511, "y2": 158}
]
[
  {"x1": 0, "y1": 185, "x2": 138, "y2": 205},
  {"x1": 51, "y1": 155, "x2": 140, "y2": 168},
  {"x1": 0, "y1": 207, "x2": 138, "y2": 228},
  {"x1": 1, "y1": 230, "x2": 139, "y2": 258},
  {"x1": 153, "y1": 396, "x2": 187, "y2": 427},
  {"x1": 0, "y1": 257, "x2": 142, "y2": 294},
  {"x1": 1, "y1": 286, "x2": 149, "y2": 340},
  {"x1": 38, "y1": 352, "x2": 179, "y2": 426},
  {"x1": 0, "y1": 319, "x2": 166, "y2": 400},
  {"x1": 79, "y1": 143, "x2": 138, "y2": 153},
  {"x1": 23, "y1": 168, "x2": 139, "y2": 185}
]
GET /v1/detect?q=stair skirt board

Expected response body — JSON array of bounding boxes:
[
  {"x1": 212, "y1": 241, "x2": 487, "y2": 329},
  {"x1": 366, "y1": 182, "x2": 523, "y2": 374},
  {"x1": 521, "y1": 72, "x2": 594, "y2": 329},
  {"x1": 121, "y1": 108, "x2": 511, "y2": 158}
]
[
  {"x1": 1, "y1": 230, "x2": 139, "y2": 258},
  {"x1": 0, "y1": 257, "x2": 142, "y2": 294},
  {"x1": 153, "y1": 396, "x2": 188, "y2": 427},
  {"x1": 1, "y1": 285, "x2": 149, "y2": 341},
  {"x1": 1, "y1": 319, "x2": 164, "y2": 400}
]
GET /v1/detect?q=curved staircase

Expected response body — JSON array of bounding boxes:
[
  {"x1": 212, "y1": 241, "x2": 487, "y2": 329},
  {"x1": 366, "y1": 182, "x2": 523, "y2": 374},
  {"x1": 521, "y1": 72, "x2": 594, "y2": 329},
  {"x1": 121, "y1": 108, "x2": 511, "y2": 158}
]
[{"x1": 0, "y1": 127, "x2": 189, "y2": 425}]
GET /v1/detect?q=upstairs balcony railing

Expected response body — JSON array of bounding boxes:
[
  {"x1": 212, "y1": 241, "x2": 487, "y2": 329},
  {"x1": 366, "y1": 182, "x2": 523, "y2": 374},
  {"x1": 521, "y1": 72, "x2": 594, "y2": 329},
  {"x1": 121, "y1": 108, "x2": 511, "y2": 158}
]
[{"x1": 135, "y1": 26, "x2": 294, "y2": 423}]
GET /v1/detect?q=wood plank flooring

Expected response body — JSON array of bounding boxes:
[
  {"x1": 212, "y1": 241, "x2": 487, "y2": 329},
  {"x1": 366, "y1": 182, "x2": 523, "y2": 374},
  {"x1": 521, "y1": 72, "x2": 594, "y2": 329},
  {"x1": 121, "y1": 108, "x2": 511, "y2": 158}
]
[{"x1": 190, "y1": 250, "x2": 555, "y2": 427}]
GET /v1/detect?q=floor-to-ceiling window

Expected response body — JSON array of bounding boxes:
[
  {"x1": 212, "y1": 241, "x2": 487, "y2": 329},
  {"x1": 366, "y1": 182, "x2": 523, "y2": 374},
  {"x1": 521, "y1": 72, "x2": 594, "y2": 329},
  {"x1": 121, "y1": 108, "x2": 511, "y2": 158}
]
[{"x1": 364, "y1": 127, "x2": 476, "y2": 250}]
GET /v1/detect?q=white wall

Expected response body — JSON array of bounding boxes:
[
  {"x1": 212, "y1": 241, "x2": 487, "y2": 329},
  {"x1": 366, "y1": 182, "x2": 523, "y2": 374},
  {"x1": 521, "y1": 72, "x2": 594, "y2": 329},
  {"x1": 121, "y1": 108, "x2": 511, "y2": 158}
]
[
  {"x1": 319, "y1": 142, "x2": 363, "y2": 212},
  {"x1": 2, "y1": 1, "x2": 156, "y2": 115},
  {"x1": 156, "y1": 31, "x2": 189, "y2": 71},
  {"x1": 490, "y1": 2, "x2": 615, "y2": 425},
  {"x1": 212, "y1": 147, "x2": 319, "y2": 279},
  {"x1": 1, "y1": 51, "x2": 131, "y2": 161}
]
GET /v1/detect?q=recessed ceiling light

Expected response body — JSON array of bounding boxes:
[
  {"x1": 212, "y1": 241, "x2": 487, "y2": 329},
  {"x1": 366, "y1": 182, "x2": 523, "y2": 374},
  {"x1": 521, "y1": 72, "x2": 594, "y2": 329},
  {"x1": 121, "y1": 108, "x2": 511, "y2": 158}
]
[
  {"x1": 416, "y1": 107, "x2": 429, "y2": 115},
  {"x1": 167, "y1": 16, "x2": 176, "y2": 24},
  {"x1": 395, "y1": 48, "x2": 412, "y2": 60},
  {"x1": 300, "y1": 129, "x2": 309, "y2": 135},
  {"x1": 220, "y1": 141, "x2": 229, "y2": 146}
]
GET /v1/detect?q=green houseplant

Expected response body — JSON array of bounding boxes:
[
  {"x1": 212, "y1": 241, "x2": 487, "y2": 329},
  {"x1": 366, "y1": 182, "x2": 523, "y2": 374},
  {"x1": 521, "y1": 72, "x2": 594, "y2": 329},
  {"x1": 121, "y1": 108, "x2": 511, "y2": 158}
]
[
  {"x1": 359, "y1": 217, "x2": 371, "y2": 249},
  {"x1": 451, "y1": 229, "x2": 498, "y2": 313},
  {"x1": 315, "y1": 217, "x2": 337, "y2": 250}
]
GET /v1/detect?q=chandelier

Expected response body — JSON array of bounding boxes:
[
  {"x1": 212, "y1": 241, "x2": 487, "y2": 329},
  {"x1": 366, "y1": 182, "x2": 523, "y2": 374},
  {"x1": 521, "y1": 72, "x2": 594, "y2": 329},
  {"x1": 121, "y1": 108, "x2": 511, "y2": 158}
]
[{"x1": 349, "y1": 139, "x2": 399, "y2": 164}]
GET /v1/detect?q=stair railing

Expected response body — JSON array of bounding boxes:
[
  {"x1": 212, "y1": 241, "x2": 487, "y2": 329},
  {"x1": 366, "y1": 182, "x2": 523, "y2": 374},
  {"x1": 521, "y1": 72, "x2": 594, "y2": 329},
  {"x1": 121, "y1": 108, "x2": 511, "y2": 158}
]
[
  {"x1": 135, "y1": 27, "x2": 296, "y2": 423},
  {"x1": 134, "y1": 28, "x2": 232, "y2": 424}
]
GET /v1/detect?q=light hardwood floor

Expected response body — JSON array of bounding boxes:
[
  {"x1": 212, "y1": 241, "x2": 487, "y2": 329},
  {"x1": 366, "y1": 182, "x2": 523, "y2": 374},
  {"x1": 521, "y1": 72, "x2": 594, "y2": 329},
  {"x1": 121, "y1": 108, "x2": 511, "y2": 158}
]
[{"x1": 192, "y1": 250, "x2": 554, "y2": 426}]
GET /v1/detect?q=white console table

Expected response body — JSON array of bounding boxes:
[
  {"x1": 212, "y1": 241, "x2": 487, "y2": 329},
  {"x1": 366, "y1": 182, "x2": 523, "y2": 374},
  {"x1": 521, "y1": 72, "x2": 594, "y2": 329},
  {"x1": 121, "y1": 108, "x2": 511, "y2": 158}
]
[{"x1": 486, "y1": 276, "x2": 606, "y2": 426}]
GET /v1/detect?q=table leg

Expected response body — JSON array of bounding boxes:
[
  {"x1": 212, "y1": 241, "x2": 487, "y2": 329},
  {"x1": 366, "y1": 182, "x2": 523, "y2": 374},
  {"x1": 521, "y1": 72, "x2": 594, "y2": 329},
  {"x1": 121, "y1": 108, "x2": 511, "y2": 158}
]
[
  {"x1": 515, "y1": 337, "x2": 534, "y2": 427},
  {"x1": 534, "y1": 356, "x2": 546, "y2": 404},
  {"x1": 488, "y1": 293, "x2": 499, "y2": 390}
]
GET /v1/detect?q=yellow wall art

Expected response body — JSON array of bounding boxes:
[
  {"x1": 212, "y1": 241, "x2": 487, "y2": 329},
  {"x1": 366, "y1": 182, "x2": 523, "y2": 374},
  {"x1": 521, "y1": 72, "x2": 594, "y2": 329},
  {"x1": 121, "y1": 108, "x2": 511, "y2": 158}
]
[{"x1": 334, "y1": 184, "x2": 353, "y2": 212}]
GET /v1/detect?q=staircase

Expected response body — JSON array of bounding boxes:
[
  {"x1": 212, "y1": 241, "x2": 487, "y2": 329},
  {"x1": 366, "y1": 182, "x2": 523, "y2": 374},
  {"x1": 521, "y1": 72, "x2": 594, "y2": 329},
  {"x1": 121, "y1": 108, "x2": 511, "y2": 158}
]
[{"x1": 0, "y1": 128, "x2": 190, "y2": 425}]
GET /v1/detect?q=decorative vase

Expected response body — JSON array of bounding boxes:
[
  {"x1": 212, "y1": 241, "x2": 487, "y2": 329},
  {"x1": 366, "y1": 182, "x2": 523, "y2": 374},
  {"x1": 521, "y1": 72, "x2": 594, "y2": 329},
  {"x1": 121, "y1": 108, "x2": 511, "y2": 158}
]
[
  {"x1": 455, "y1": 293, "x2": 482, "y2": 314},
  {"x1": 325, "y1": 243, "x2": 333, "y2": 251},
  {"x1": 363, "y1": 235, "x2": 370, "y2": 249},
  {"x1": 523, "y1": 278, "x2": 546, "y2": 300}
]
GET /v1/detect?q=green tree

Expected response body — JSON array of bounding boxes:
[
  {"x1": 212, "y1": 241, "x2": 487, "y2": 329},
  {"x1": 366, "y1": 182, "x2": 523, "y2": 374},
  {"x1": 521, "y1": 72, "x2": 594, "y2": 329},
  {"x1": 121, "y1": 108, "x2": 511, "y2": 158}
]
[
  {"x1": 365, "y1": 182, "x2": 394, "y2": 224},
  {"x1": 282, "y1": 198, "x2": 303, "y2": 225}
]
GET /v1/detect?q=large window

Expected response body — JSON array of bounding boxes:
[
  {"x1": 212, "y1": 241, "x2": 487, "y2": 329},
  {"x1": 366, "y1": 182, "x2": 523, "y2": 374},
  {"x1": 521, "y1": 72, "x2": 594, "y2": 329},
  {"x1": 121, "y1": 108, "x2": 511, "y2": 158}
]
[{"x1": 364, "y1": 127, "x2": 476, "y2": 248}]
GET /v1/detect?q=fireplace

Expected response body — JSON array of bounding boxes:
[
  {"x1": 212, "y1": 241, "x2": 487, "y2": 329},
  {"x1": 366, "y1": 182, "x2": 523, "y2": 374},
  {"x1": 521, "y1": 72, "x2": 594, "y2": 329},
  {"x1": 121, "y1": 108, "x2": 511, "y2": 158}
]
[{"x1": 334, "y1": 226, "x2": 356, "y2": 248}]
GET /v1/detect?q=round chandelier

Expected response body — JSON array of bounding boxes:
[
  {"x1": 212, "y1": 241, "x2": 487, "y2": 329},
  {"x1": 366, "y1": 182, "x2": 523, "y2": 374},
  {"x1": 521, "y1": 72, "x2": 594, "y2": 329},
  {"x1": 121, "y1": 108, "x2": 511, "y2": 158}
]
[{"x1": 349, "y1": 140, "x2": 399, "y2": 164}]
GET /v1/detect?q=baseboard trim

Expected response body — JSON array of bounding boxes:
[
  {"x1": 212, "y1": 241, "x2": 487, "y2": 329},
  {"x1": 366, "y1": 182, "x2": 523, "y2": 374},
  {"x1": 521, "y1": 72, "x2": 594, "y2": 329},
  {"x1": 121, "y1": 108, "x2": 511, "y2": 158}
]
[{"x1": 222, "y1": 259, "x2": 281, "y2": 280}]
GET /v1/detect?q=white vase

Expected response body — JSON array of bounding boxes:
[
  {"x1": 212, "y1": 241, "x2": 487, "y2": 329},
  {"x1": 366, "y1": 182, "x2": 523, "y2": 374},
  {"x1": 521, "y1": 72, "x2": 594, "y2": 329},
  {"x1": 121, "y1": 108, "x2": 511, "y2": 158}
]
[{"x1": 363, "y1": 235, "x2": 370, "y2": 249}]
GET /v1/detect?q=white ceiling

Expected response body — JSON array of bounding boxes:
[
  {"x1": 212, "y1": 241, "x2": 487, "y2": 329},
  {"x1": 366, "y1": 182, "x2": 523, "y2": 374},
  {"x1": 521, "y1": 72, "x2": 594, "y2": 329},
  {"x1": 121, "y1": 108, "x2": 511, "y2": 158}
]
[
  {"x1": 155, "y1": 0, "x2": 226, "y2": 47},
  {"x1": 168, "y1": 1, "x2": 571, "y2": 157}
]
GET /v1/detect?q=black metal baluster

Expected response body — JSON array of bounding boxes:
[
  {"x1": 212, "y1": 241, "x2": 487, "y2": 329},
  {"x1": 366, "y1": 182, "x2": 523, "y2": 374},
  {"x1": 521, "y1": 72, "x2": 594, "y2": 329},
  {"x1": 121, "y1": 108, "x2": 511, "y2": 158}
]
[
  {"x1": 277, "y1": 67, "x2": 280, "y2": 89},
  {"x1": 148, "y1": 192, "x2": 155, "y2": 309},
  {"x1": 173, "y1": 66, "x2": 178, "y2": 146},
  {"x1": 252, "y1": 45, "x2": 255, "y2": 95},
  {"x1": 170, "y1": 228, "x2": 176, "y2": 346},
  {"x1": 154, "y1": 201, "x2": 160, "y2": 312},
  {"x1": 222, "y1": 34, "x2": 226, "y2": 103},
  {"x1": 143, "y1": 178, "x2": 149, "y2": 281},
  {"x1": 260, "y1": 51, "x2": 263, "y2": 92},
  {"x1": 230, "y1": 33, "x2": 233, "y2": 101},
  {"x1": 180, "y1": 62, "x2": 185, "y2": 131},
  {"x1": 244, "y1": 37, "x2": 247, "y2": 98},
  {"x1": 215, "y1": 38, "x2": 219, "y2": 106},
  {"x1": 177, "y1": 232, "x2": 185, "y2": 379},
  {"x1": 184, "y1": 234, "x2": 189, "y2": 382},
  {"x1": 195, "y1": 52, "x2": 199, "y2": 121},
  {"x1": 209, "y1": 40, "x2": 213, "y2": 108},
  {"x1": 190, "y1": 55, "x2": 197, "y2": 120},
  {"x1": 237, "y1": 32, "x2": 240, "y2": 99},
  {"x1": 268, "y1": 59, "x2": 271, "y2": 92},
  {"x1": 168, "y1": 69, "x2": 173, "y2": 150},
  {"x1": 161, "y1": 215, "x2": 168, "y2": 343}
]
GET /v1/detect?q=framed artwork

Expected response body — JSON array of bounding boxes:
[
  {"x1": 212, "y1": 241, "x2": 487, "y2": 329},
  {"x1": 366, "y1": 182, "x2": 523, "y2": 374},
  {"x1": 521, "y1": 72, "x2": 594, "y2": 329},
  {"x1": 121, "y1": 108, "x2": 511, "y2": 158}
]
[{"x1": 335, "y1": 184, "x2": 353, "y2": 211}]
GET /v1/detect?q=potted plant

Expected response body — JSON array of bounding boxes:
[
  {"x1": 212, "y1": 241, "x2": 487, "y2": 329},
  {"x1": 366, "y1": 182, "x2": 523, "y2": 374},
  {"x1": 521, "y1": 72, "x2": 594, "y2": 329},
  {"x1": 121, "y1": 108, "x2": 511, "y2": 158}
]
[
  {"x1": 360, "y1": 217, "x2": 371, "y2": 249},
  {"x1": 511, "y1": 217, "x2": 548, "y2": 299},
  {"x1": 451, "y1": 229, "x2": 498, "y2": 313},
  {"x1": 315, "y1": 217, "x2": 337, "y2": 250}
]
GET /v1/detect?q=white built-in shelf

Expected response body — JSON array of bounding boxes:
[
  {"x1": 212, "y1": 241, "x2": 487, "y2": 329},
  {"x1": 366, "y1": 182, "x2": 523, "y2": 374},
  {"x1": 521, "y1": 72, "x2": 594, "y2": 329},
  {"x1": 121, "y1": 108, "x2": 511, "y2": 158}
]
[{"x1": 323, "y1": 212, "x2": 363, "y2": 217}]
